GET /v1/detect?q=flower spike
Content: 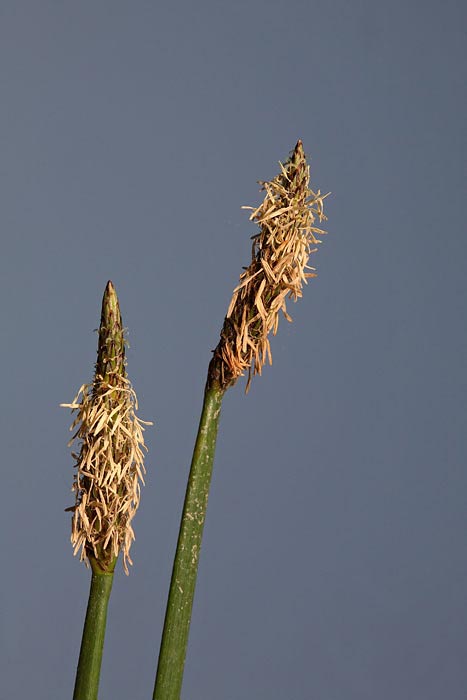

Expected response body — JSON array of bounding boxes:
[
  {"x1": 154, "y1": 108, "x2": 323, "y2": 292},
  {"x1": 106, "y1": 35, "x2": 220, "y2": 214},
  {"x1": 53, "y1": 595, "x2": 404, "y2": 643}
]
[
  {"x1": 209, "y1": 140, "x2": 329, "y2": 391},
  {"x1": 62, "y1": 281, "x2": 152, "y2": 574}
]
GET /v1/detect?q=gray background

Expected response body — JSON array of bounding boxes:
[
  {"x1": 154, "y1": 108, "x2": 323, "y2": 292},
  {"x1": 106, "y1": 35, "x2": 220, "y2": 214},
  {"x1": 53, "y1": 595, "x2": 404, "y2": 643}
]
[{"x1": 1, "y1": 2, "x2": 466, "y2": 699}]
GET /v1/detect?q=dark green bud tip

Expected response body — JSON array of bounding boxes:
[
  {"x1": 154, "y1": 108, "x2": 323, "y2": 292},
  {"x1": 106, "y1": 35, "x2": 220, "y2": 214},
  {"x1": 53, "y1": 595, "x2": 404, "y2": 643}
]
[{"x1": 95, "y1": 280, "x2": 126, "y2": 382}]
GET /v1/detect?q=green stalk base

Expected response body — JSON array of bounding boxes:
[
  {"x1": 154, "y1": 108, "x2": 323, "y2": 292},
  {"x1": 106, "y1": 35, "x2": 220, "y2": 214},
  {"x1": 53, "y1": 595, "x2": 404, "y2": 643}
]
[
  {"x1": 73, "y1": 563, "x2": 115, "y2": 700},
  {"x1": 153, "y1": 382, "x2": 224, "y2": 700}
]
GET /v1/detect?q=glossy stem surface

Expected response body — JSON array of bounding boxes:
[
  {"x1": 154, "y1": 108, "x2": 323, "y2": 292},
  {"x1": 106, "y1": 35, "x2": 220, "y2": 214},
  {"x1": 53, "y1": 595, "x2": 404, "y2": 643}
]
[
  {"x1": 153, "y1": 382, "x2": 224, "y2": 700},
  {"x1": 73, "y1": 563, "x2": 114, "y2": 700}
]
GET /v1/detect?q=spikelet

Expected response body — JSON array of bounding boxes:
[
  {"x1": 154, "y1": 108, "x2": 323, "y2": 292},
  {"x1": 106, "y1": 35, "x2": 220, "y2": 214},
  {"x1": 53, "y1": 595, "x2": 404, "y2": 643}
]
[
  {"x1": 62, "y1": 281, "x2": 152, "y2": 574},
  {"x1": 209, "y1": 140, "x2": 329, "y2": 391}
]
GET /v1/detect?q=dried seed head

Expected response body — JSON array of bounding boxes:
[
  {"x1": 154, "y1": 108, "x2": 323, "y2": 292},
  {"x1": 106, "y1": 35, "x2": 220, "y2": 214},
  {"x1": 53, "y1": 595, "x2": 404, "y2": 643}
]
[
  {"x1": 209, "y1": 141, "x2": 329, "y2": 391},
  {"x1": 61, "y1": 281, "x2": 152, "y2": 574}
]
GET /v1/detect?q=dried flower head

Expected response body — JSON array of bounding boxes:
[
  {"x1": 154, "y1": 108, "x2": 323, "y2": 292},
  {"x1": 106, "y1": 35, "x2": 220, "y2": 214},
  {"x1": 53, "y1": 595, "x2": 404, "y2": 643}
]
[
  {"x1": 62, "y1": 281, "x2": 152, "y2": 574},
  {"x1": 209, "y1": 140, "x2": 329, "y2": 391}
]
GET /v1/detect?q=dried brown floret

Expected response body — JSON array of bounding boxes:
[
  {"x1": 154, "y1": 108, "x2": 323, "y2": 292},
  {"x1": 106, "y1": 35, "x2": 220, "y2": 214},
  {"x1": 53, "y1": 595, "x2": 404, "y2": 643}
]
[{"x1": 209, "y1": 141, "x2": 328, "y2": 391}]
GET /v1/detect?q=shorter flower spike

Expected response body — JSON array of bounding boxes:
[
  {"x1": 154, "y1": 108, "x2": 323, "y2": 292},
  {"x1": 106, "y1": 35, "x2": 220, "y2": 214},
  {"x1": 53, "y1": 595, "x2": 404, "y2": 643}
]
[
  {"x1": 209, "y1": 140, "x2": 329, "y2": 391},
  {"x1": 62, "y1": 281, "x2": 152, "y2": 574}
]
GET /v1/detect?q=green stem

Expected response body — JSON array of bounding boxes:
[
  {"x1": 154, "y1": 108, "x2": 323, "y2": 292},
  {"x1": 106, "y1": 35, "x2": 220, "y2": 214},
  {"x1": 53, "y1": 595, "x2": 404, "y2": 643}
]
[
  {"x1": 73, "y1": 561, "x2": 115, "y2": 700},
  {"x1": 153, "y1": 381, "x2": 225, "y2": 700}
]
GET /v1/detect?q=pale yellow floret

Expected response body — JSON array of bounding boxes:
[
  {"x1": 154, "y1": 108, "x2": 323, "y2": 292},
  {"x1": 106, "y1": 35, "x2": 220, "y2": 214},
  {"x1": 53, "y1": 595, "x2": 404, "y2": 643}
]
[{"x1": 62, "y1": 375, "x2": 151, "y2": 574}]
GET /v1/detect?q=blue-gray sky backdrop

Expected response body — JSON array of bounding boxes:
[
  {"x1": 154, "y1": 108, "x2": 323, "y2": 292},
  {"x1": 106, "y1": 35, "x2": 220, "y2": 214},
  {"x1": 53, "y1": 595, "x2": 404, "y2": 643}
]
[{"x1": 1, "y1": 1, "x2": 466, "y2": 698}]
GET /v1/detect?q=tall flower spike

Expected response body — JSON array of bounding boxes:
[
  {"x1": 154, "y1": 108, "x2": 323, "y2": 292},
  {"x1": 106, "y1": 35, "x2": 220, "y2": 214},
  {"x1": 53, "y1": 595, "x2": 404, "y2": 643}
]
[
  {"x1": 209, "y1": 140, "x2": 329, "y2": 392},
  {"x1": 62, "y1": 281, "x2": 152, "y2": 574}
]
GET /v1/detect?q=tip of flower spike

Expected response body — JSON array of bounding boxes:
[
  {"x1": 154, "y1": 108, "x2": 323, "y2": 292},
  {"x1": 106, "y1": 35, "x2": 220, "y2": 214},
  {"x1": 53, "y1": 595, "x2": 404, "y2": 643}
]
[
  {"x1": 97, "y1": 280, "x2": 125, "y2": 381},
  {"x1": 102, "y1": 280, "x2": 119, "y2": 316}
]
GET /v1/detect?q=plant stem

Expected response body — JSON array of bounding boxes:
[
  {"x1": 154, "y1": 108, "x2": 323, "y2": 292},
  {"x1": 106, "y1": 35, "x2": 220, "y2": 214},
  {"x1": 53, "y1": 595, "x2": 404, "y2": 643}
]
[
  {"x1": 153, "y1": 380, "x2": 225, "y2": 700},
  {"x1": 73, "y1": 559, "x2": 115, "y2": 700}
]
